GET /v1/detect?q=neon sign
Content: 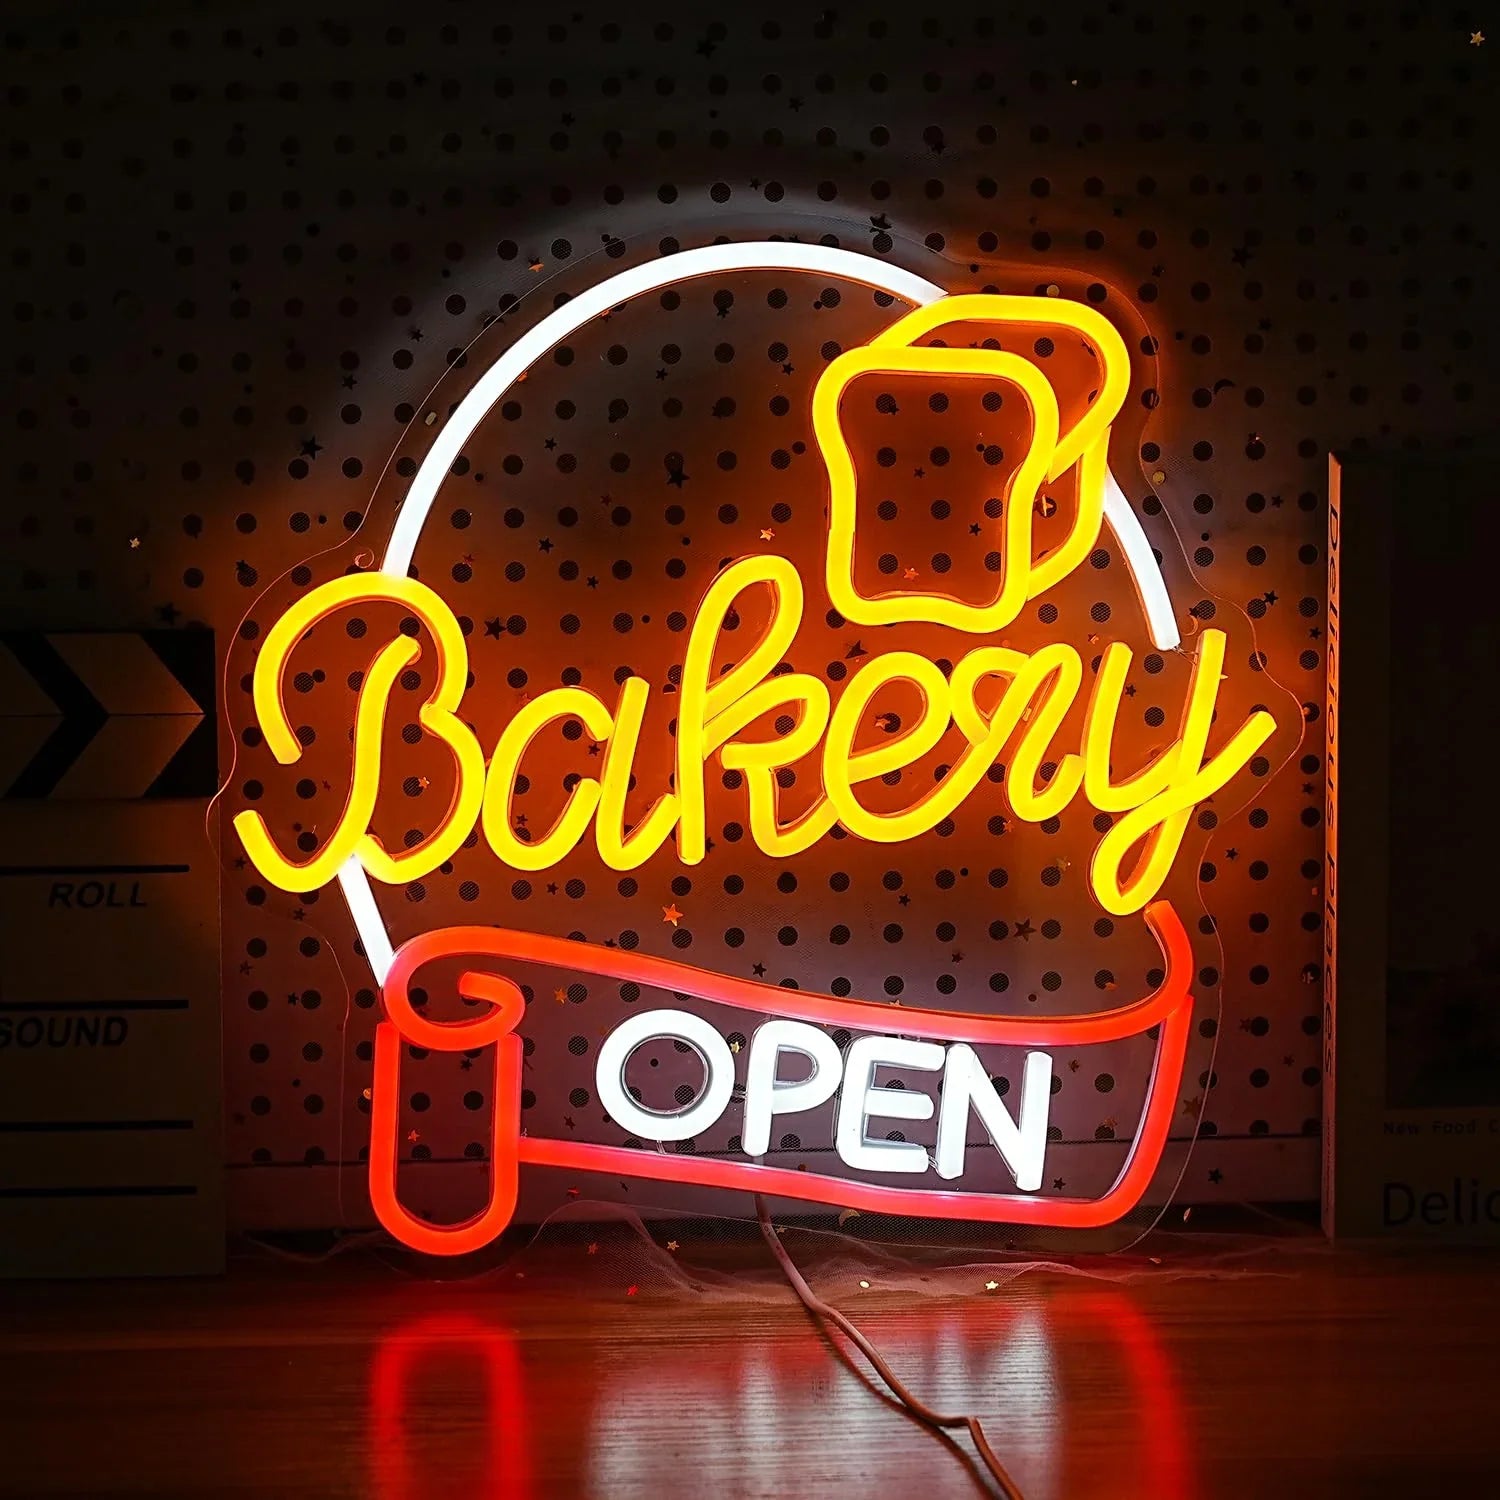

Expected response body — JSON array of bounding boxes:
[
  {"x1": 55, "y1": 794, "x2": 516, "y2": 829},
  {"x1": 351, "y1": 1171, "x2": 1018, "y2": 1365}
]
[{"x1": 232, "y1": 242, "x2": 1276, "y2": 1253}]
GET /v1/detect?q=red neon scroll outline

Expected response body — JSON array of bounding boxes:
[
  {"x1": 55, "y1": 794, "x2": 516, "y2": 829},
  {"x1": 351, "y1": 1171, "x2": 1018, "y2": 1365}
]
[
  {"x1": 369, "y1": 974, "x2": 524, "y2": 1256},
  {"x1": 369, "y1": 900, "x2": 1193, "y2": 1253}
]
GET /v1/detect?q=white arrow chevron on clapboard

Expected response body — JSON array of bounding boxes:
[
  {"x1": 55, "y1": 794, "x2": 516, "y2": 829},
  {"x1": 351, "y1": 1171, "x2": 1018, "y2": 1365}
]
[
  {"x1": 44, "y1": 634, "x2": 204, "y2": 800},
  {"x1": 0, "y1": 640, "x2": 63, "y2": 793},
  {"x1": 47, "y1": 634, "x2": 202, "y2": 716}
]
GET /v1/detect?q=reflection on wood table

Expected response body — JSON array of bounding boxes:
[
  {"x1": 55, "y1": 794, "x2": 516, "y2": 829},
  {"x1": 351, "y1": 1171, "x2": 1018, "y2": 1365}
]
[{"x1": 2, "y1": 1227, "x2": 1498, "y2": 1499}]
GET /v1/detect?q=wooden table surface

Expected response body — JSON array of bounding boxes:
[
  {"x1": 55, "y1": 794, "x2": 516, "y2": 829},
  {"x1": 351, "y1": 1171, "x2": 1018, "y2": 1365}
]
[{"x1": 3, "y1": 1222, "x2": 1498, "y2": 1499}]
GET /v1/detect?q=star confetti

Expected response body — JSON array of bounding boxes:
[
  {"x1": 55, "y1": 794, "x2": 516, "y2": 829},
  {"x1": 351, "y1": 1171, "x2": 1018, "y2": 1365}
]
[
  {"x1": 759, "y1": 527, "x2": 775, "y2": 540},
  {"x1": 984, "y1": 1280, "x2": 999, "y2": 1292},
  {"x1": 666, "y1": 1240, "x2": 679, "y2": 1252},
  {"x1": 662, "y1": 903, "x2": 683, "y2": 925}
]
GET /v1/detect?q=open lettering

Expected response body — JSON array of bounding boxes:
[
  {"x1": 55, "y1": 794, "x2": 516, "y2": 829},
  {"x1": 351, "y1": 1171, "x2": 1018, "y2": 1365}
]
[{"x1": 595, "y1": 1010, "x2": 1055, "y2": 1191}]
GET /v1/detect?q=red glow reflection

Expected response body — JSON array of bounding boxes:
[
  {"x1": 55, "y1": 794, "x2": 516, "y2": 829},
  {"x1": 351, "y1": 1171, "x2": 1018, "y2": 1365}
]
[
  {"x1": 365, "y1": 1281, "x2": 1194, "y2": 1499},
  {"x1": 369, "y1": 1313, "x2": 531, "y2": 1500}
]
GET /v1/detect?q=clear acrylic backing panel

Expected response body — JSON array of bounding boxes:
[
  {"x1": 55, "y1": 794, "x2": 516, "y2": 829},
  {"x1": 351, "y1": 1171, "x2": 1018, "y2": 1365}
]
[{"x1": 218, "y1": 227, "x2": 1307, "y2": 1255}]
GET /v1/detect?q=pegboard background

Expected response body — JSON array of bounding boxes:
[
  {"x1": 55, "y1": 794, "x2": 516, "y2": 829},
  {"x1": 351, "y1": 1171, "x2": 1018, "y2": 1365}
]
[{"x1": 1, "y1": 0, "x2": 1492, "y2": 1233}]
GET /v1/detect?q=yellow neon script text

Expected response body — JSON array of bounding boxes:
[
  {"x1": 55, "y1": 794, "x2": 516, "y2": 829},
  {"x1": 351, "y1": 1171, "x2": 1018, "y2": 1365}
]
[
  {"x1": 233, "y1": 564, "x2": 1275, "y2": 917},
  {"x1": 234, "y1": 290, "x2": 1273, "y2": 916}
]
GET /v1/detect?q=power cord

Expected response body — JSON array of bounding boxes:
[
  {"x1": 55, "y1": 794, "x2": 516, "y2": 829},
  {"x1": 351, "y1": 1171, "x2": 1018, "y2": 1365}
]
[{"x1": 755, "y1": 1196, "x2": 1027, "y2": 1500}]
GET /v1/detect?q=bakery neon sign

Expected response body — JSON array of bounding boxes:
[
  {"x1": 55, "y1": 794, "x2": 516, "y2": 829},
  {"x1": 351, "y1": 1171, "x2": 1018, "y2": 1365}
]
[{"x1": 234, "y1": 243, "x2": 1275, "y2": 1253}]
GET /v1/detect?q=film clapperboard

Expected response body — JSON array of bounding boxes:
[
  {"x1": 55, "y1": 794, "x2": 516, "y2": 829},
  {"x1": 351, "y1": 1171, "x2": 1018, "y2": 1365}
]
[{"x1": 0, "y1": 630, "x2": 223, "y2": 1276}]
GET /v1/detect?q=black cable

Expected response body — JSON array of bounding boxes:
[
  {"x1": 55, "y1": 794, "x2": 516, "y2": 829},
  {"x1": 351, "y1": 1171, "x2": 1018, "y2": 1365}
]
[{"x1": 755, "y1": 1196, "x2": 1026, "y2": 1500}]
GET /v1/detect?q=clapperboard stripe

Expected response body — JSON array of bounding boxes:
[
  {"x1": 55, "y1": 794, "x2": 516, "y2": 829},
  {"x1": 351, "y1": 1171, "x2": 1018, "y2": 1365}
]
[
  {"x1": 0, "y1": 644, "x2": 62, "y2": 794},
  {"x1": 0, "y1": 630, "x2": 216, "y2": 799}
]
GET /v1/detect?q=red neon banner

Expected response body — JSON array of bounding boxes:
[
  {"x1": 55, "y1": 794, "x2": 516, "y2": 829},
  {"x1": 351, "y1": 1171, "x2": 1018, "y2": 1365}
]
[{"x1": 368, "y1": 900, "x2": 1192, "y2": 1255}]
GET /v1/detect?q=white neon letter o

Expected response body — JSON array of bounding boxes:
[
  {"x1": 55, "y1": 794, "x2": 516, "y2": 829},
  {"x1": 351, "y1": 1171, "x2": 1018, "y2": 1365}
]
[{"x1": 595, "y1": 1008, "x2": 736, "y2": 1143}]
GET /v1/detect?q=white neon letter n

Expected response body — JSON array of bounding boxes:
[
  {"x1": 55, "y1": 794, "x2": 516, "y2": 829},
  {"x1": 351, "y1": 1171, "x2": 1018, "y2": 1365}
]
[{"x1": 935, "y1": 1046, "x2": 1052, "y2": 1191}]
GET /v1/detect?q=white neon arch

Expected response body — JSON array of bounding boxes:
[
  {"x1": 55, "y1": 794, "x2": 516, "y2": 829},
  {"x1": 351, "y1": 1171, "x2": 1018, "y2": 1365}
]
[{"x1": 339, "y1": 242, "x2": 1182, "y2": 982}]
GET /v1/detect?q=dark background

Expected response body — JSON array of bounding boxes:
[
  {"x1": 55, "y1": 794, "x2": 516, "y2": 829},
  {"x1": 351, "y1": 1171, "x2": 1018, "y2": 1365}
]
[{"x1": 1, "y1": 0, "x2": 1493, "y2": 1229}]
